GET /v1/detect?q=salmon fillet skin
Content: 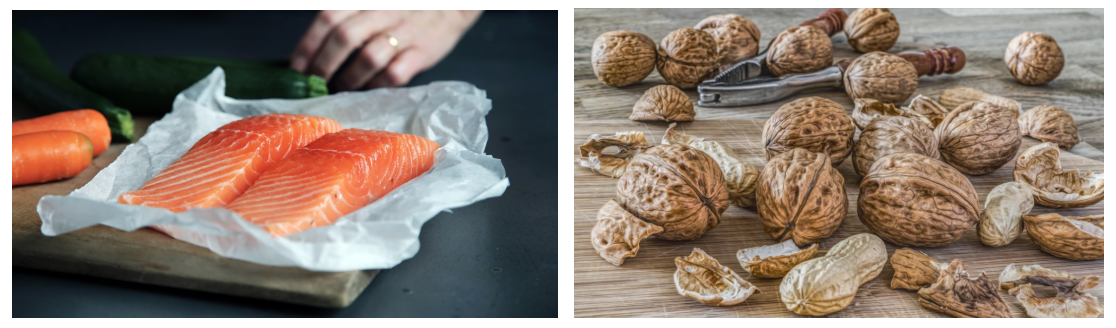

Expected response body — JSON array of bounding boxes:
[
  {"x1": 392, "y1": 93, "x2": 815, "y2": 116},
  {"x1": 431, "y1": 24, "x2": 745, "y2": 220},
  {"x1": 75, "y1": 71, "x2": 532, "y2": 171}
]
[
  {"x1": 226, "y1": 128, "x2": 440, "y2": 237},
  {"x1": 118, "y1": 114, "x2": 343, "y2": 212}
]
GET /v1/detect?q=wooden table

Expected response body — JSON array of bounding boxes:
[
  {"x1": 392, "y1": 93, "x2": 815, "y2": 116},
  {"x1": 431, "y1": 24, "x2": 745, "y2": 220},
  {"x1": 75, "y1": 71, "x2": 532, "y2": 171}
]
[{"x1": 574, "y1": 8, "x2": 1104, "y2": 318}]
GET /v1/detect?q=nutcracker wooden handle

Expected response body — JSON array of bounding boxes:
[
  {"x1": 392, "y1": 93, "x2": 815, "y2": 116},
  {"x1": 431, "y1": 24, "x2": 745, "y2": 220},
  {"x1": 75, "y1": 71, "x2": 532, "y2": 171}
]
[
  {"x1": 897, "y1": 46, "x2": 966, "y2": 77},
  {"x1": 800, "y1": 8, "x2": 848, "y2": 37}
]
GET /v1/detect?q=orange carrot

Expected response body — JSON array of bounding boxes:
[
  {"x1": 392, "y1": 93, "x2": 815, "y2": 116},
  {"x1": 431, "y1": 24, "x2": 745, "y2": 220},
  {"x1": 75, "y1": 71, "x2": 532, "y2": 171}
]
[
  {"x1": 12, "y1": 130, "x2": 94, "y2": 186},
  {"x1": 13, "y1": 109, "x2": 111, "y2": 156}
]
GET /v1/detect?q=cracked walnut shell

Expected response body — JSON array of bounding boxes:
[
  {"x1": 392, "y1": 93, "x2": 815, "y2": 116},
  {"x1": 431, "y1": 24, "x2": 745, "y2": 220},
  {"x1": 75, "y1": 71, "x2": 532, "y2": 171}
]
[
  {"x1": 590, "y1": 200, "x2": 664, "y2": 266},
  {"x1": 766, "y1": 26, "x2": 833, "y2": 76},
  {"x1": 674, "y1": 248, "x2": 760, "y2": 306},
  {"x1": 977, "y1": 182, "x2": 1034, "y2": 247},
  {"x1": 889, "y1": 248, "x2": 946, "y2": 291},
  {"x1": 592, "y1": 31, "x2": 658, "y2": 87},
  {"x1": 737, "y1": 240, "x2": 819, "y2": 279},
  {"x1": 1022, "y1": 213, "x2": 1103, "y2": 261},
  {"x1": 577, "y1": 131, "x2": 650, "y2": 178},
  {"x1": 935, "y1": 101, "x2": 1022, "y2": 175},
  {"x1": 853, "y1": 115, "x2": 940, "y2": 177},
  {"x1": 756, "y1": 149, "x2": 847, "y2": 245},
  {"x1": 657, "y1": 28, "x2": 719, "y2": 89},
  {"x1": 917, "y1": 260, "x2": 1011, "y2": 318},
  {"x1": 695, "y1": 14, "x2": 761, "y2": 71},
  {"x1": 1005, "y1": 32, "x2": 1064, "y2": 85},
  {"x1": 1013, "y1": 142, "x2": 1104, "y2": 208},
  {"x1": 631, "y1": 85, "x2": 695, "y2": 122},
  {"x1": 844, "y1": 8, "x2": 900, "y2": 53},
  {"x1": 858, "y1": 153, "x2": 979, "y2": 247},
  {"x1": 999, "y1": 264, "x2": 1103, "y2": 318},
  {"x1": 843, "y1": 52, "x2": 919, "y2": 104},
  {"x1": 662, "y1": 123, "x2": 759, "y2": 208},
  {"x1": 1019, "y1": 105, "x2": 1079, "y2": 150},
  {"x1": 780, "y1": 233, "x2": 887, "y2": 316},
  {"x1": 616, "y1": 144, "x2": 730, "y2": 241},
  {"x1": 762, "y1": 97, "x2": 856, "y2": 166}
]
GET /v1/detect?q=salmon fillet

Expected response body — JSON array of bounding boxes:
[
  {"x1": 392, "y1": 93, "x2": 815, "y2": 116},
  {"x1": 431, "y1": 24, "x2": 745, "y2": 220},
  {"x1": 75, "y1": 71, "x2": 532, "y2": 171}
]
[
  {"x1": 226, "y1": 128, "x2": 440, "y2": 237},
  {"x1": 119, "y1": 114, "x2": 342, "y2": 212}
]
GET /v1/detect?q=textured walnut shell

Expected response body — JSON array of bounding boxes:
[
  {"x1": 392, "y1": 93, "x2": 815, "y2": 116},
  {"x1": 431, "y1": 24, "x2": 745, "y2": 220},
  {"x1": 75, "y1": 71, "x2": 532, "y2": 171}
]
[
  {"x1": 591, "y1": 31, "x2": 657, "y2": 87},
  {"x1": 843, "y1": 52, "x2": 918, "y2": 104},
  {"x1": 590, "y1": 200, "x2": 664, "y2": 266},
  {"x1": 616, "y1": 144, "x2": 730, "y2": 241},
  {"x1": 662, "y1": 123, "x2": 759, "y2": 208},
  {"x1": 577, "y1": 131, "x2": 650, "y2": 178},
  {"x1": 631, "y1": 85, "x2": 695, "y2": 122},
  {"x1": 1013, "y1": 142, "x2": 1104, "y2": 208},
  {"x1": 695, "y1": 14, "x2": 761, "y2": 71},
  {"x1": 780, "y1": 233, "x2": 887, "y2": 316},
  {"x1": 674, "y1": 248, "x2": 760, "y2": 306},
  {"x1": 904, "y1": 94, "x2": 951, "y2": 128},
  {"x1": 938, "y1": 87, "x2": 1022, "y2": 114},
  {"x1": 934, "y1": 101, "x2": 1022, "y2": 175},
  {"x1": 844, "y1": 8, "x2": 900, "y2": 53},
  {"x1": 1005, "y1": 32, "x2": 1064, "y2": 85},
  {"x1": 756, "y1": 149, "x2": 847, "y2": 245},
  {"x1": 917, "y1": 260, "x2": 1012, "y2": 318},
  {"x1": 766, "y1": 26, "x2": 833, "y2": 77},
  {"x1": 1019, "y1": 105, "x2": 1079, "y2": 150},
  {"x1": 853, "y1": 115, "x2": 940, "y2": 177},
  {"x1": 850, "y1": 97, "x2": 939, "y2": 130},
  {"x1": 858, "y1": 153, "x2": 979, "y2": 247},
  {"x1": 737, "y1": 240, "x2": 819, "y2": 279},
  {"x1": 657, "y1": 28, "x2": 719, "y2": 89},
  {"x1": 1022, "y1": 213, "x2": 1103, "y2": 261},
  {"x1": 889, "y1": 248, "x2": 946, "y2": 291},
  {"x1": 999, "y1": 264, "x2": 1102, "y2": 318},
  {"x1": 977, "y1": 182, "x2": 1034, "y2": 247},
  {"x1": 762, "y1": 97, "x2": 855, "y2": 166}
]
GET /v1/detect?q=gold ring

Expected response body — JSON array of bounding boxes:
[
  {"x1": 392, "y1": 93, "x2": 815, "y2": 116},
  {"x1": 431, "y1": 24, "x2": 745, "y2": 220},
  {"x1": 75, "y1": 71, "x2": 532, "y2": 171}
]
[{"x1": 386, "y1": 34, "x2": 399, "y2": 49}]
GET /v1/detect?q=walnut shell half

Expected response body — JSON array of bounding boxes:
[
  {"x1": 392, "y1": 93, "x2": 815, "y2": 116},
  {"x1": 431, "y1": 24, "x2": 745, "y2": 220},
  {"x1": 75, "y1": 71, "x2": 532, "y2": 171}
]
[
  {"x1": 657, "y1": 28, "x2": 719, "y2": 89},
  {"x1": 592, "y1": 31, "x2": 658, "y2": 87},
  {"x1": 977, "y1": 181, "x2": 1034, "y2": 247},
  {"x1": 762, "y1": 97, "x2": 856, "y2": 166},
  {"x1": 935, "y1": 101, "x2": 1022, "y2": 175},
  {"x1": 844, "y1": 8, "x2": 900, "y2": 53},
  {"x1": 631, "y1": 85, "x2": 695, "y2": 122},
  {"x1": 858, "y1": 153, "x2": 979, "y2": 247},
  {"x1": 1013, "y1": 142, "x2": 1104, "y2": 208},
  {"x1": 917, "y1": 260, "x2": 1012, "y2": 318},
  {"x1": 1005, "y1": 32, "x2": 1064, "y2": 85},
  {"x1": 756, "y1": 148, "x2": 847, "y2": 245},
  {"x1": 590, "y1": 200, "x2": 664, "y2": 266},
  {"x1": 852, "y1": 115, "x2": 940, "y2": 177},
  {"x1": 662, "y1": 123, "x2": 759, "y2": 208},
  {"x1": 737, "y1": 240, "x2": 819, "y2": 279},
  {"x1": 766, "y1": 26, "x2": 833, "y2": 76},
  {"x1": 780, "y1": 233, "x2": 887, "y2": 316},
  {"x1": 889, "y1": 248, "x2": 946, "y2": 291},
  {"x1": 1022, "y1": 213, "x2": 1103, "y2": 261},
  {"x1": 999, "y1": 263, "x2": 1103, "y2": 318},
  {"x1": 695, "y1": 14, "x2": 761, "y2": 71},
  {"x1": 904, "y1": 94, "x2": 951, "y2": 128},
  {"x1": 1019, "y1": 105, "x2": 1079, "y2": 150},
  {"x1": 674, "y1": 248, "x2": 760, "y2": 306},
  {"x1": 843, "y1": 52, "x2": 919, "y2": 104},
  {"x1": 616, "y1": 144, "x2": 730, "y2": 241},
  {"x1": 998, "y1": 263, "x2": 1072, "y2": 291},
  {"x1": 577, "y1": 131, "x2": 650, "y2": 178}
]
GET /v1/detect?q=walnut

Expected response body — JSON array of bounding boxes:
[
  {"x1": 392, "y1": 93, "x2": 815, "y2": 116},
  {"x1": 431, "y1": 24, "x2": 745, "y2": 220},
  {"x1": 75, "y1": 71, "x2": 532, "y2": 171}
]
[
  {"x1": 843, "y1": 52, "x2": 918, "y2": 104},
  {"x1": 766, "y1": 26, "x2": 833, "y2": 76},
  {"x1": 761, "y1": 97, "x2": 856, "y2": 166},
  {"x1": 1013, "y1": 142, "x2": 1104, "y2": 208},
  {"x1": 590, "y1": 200, "x2": 664, "y2": 266},
  {"x1": 852, "y1": 115, "x2": 940, "y2": 177},
  {"x1": 674, "y1": 248, "x2": 760, "y2": 306},
  {"x1": 695, "y1": 14, "x2": 761, "y2": 71},
  {"x1": 858, "y1": 153, "x2": 979, "y2": 247},
  {"x1": 1022, "y1": 213, "x2": 1103, "y2": 261},
  {"x1": 889, "y1": 248, "x2": 947, "y2": 291},
  {"x1": 977, "y1": 181, "x2": 1034, "y2": 247},
  {"x1": 999, "y1": 264, "x2": 1103, "y2": 318},
  {"x1": 934, "y1": 101, "x2": 1022, "y2": 175},
  {"x1": 630, "y1": 85, "x2": 695, "y2": 122},
  {"x1": 938, "y1": 87, "x2": 1022, "y2": 114},
  {"x1": 1019, "y1": 105, "x2": 1079, "y2": 150},
  {"x1": 591, "y1": 31, "x2": 658, "y2": 87},
  {"x1": 657, "y1": 28, "x2": 719, "y2": 89},
  {"x1": 843, "y1": 8, "x2": 900, "y2": 53},
  {"x1": 1005, "y1": 32, "x2": 1064, "y2": 85},
  {"x1": 616, "y1": 144, "x2": 730, "y2": 240},
  {"x1": 756, "y1": 148, "x2": 847, "y2": 245},
  {"x1": 737, "y1": 240, "x2": 819, "y2": 279},
  {"x1": 577, "y1": 131, "x2": 650, "y2": 178},
  {"x1": 917, "y1": 260, "x2": 1012, "y2": 318},
  {"x1": 662, "y1": 123, "x2": 759, "y2": 208}
]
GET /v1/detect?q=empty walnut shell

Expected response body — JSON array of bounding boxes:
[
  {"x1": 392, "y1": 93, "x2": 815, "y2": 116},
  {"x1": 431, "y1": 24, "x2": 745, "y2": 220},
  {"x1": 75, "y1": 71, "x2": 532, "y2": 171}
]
[
  {"x1": 935, "y1": 101, "x2": 1022, "y2": 175},
  {"x1": 662, "y1": 123, "x2": 759, "y2": 208},
  {"x1": 889, "y1": 248, "x2": 946, "y2": 291},
  {"x1": 998, "y1": 263, "x2": 1072, "y2": 291},
  {"x1": 858, "y1": 152, "x2": 979, "y2": 247},
  {"x1": 1005, "y1": 32, "x2": 1064, "y2": 85},
  {"x1": 756, "y1": 149, "x2": 847, "y2": 245},
  {"x1": 1022, "y1": 213, "x2": 1103, "y2": 261},
  {"x1": 904, "y1": 94, "x2": 951, "y2": 128},
  {"x1": 737, "y1": 240, "x2": 819, "y2": 279},
  {"x1": 761, "y1": 97, "x2": 856, "y2": 166},
  {"x1": 1019, "y1": 105, "x2": 1080, "y2": 150},
  {"x1": 852, "y1": 115, "x2": 940, "y2": 177},
  {"x1": 695, "y1": 14, "x2": 761, "y2": 71},
  {"x1": 577, "y1": 131, "x2": 650, "y2": 178},
  {"x1": 999, "y1": 264, "x2": 1103, "y2": 318},
  {"x1": 631, "y1": 85, "x2": 695, "y2": 122},
  {"x1": 850, "y1": 97, "x2": 940, "y2": 130},
  {"x1": 591, "y1": 31, "x2": 658, "y2": 87},
  {"x1": 590, "y1": 200, "x2": 664, "y2": 266},
  {"x1": 616, "y1": 144, "x2": 730, "y2": 241},
  {"x1": 844, "y1": 8, "x2": 900, "y2": 53},
  {"x1": 843, "y1": 52, "x2": 919, "y2": 104},
  {"x1": 917, "y1": 260, "x2": 1012, "y2": 318},
  {"x1": 674, "y1": 248, "x2": 760, "y2": 306},
  {"x1": 780, "y1": 233, "x2": 887, "y2": 316},
  {"x1": 766, "y1": 26, "x2": 833, "y2": 76},
  {"x1": 1013, "y1": 142, "x2": 1104, "y2": 208},
  {"x1": 657, "y1": 28, "x2": 719, "y2": 89},
  {"x1": 977, "y1": 181, "x2": 1034, "y2": 247}
]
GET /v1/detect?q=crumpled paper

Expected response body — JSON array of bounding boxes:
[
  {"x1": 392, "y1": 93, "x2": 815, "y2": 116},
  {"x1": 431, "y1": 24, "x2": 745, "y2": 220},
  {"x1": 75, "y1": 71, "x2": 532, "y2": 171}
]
[{"x1": 38, "y1": 68, "x2": 510, "y2": 272}]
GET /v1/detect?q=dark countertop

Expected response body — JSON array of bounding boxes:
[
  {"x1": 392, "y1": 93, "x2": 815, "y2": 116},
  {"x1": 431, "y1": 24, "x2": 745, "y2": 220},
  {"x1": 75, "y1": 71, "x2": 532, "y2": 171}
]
[{"x1": 12, "y1": 10, "x2": 557, "y2": 318}]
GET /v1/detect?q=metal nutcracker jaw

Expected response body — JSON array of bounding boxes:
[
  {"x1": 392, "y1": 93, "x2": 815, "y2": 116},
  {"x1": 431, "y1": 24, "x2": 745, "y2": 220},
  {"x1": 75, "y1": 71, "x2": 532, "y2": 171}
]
[
  {"x1": 703, "y1": 53, "x2": 767, "y2": 85},
  {"x1": 697, "y1": 66, "x2": 844, "y2": 107}
]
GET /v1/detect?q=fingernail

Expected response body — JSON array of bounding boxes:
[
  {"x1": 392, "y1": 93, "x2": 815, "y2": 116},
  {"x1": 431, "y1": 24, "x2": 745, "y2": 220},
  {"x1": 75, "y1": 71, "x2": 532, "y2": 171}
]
[{"x1": 291, "y1": 56, "x2": 307, "y2": 72}]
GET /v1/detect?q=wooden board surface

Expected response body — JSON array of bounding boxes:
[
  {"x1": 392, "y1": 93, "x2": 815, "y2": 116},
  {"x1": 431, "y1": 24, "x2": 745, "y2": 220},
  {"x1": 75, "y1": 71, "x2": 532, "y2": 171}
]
[
  {"x1": 12, "y1": 117, "x2": 378, "y2": 308},
  {"x1": 572, "y1": 120, "x2": 1104, "y2": 318}
]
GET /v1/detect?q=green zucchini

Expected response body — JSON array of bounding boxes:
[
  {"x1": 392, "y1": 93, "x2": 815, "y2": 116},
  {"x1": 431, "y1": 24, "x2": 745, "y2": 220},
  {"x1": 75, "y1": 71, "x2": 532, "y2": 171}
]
[
  {"x1": 70, "y1": 53, "x2": 328, "y2": 115},
  {"x1": 14, "y1": 28, "x2": 135, "y2": 142}
]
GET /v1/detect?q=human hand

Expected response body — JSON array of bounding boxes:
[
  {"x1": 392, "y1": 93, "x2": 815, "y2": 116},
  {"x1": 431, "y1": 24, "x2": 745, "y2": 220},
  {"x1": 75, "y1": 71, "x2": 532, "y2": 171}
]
[{"x1": 291, "y1": 10, "x2": 481, "y2": 91}]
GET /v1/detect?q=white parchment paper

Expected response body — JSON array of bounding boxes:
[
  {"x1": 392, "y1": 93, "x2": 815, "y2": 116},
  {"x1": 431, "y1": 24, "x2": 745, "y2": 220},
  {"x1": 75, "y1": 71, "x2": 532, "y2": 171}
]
[{"x1": 38, "y1": 68, "x2": 509, "y2": 272}]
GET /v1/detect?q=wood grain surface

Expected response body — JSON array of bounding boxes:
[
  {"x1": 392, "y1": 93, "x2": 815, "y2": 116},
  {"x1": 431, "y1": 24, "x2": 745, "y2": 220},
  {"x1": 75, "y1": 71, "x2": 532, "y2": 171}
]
[{"x1": 12, "y1": 118, "x2": 378, "y2": 308}]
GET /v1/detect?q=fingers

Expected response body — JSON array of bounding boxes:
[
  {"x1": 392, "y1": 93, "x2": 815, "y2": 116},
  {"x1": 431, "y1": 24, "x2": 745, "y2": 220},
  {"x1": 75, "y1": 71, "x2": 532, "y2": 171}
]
[
  {"x1": 333, "y1": 35, "x2": 396, "y2": 91},
  {"x1": 365, "y1": 48, "x2": 429, "y2": 89},
  {"x1": 291, "y1": 10, "x2": 359, "y2": 73},
  {"x1": 308, "y1": 11, "x2": 404, "y2": 81}
]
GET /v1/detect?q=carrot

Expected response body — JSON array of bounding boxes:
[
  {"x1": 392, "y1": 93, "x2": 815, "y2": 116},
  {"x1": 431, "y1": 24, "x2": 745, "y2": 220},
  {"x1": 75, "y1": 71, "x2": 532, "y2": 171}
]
[
  {"x1": 13, "y1": 109, "x2": 111, "y2": 156},
  {"x1": 12, "y1": 130, "x2": 94, "y2": 186}
]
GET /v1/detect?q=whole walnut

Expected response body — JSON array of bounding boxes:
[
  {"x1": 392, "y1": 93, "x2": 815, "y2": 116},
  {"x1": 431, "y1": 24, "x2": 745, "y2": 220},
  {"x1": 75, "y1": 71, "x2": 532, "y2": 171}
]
[
  {"x1": 852, "y1": 115, "x2": 940, "y2": 177},
  {"x1": 934, "y1": 101, "x2": 1022, "y2": 175},
  {"x1": 766, "y1": 26, "x2": 833, "y2": 76},
  {"x1": 843, "y1": 52, "x2": 918, "y2": 104},
  {"x1": 630, "y1": 85, "x2": 695, "y2": 122},
  {"x1": 858, "y1": 152, "x2": 979, "y2": 247},
  {"x1": 616, "y1": 143, "x2": 730, "y2": 240},
  {"x1": 761, "y1": 97, "x2": 856, "y2": 166},
  {"x1": 1005, "y1": 32, "x2": 1064, "y2": 85},
  {"x1": 695, "y1": 14, "x2": 761, "y2": 71},
  {"x1": 591, "y1": 31, "x2": 658, "y2": 87},
  {"x1": 1019, "y1": 105, "x2": 1079, "y2": 150},
  {"x1": 657, "y1": 28, "x2": 719, "y2": 89},
  {"x1": 843, "y1": 8, "x2": 900, "y2": 53},
  {"x1": 756, "y1": 148, "x2": 847, "y2": 245}
]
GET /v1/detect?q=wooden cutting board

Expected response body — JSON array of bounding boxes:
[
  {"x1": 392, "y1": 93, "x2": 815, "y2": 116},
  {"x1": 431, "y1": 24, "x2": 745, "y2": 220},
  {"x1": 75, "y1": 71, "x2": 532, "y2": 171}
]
[
  {"x1": 12, "y1": 118, "x2": 377, "y2": 308},
  {"x1": 573, "y1": 120, "x2": 1104, "y2": 318}
]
